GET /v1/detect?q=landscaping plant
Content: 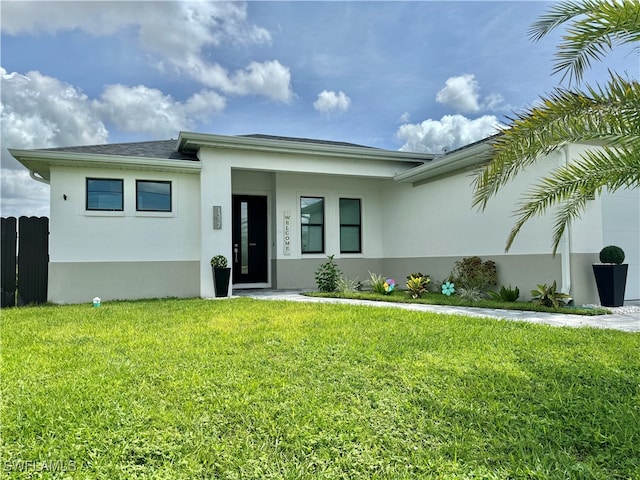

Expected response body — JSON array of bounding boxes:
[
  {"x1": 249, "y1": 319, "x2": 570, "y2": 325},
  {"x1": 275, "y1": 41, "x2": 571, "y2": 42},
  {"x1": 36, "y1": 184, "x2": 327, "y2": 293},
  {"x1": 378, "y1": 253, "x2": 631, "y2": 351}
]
[
  {"x1": 599, "y1": 245, "x2": 625, "y2": 264},
  {"x1": 314, "y1": 255, "x2": 342, "y2": 292},
  {"x1": 488, "y1": 284, "x2": 520, "y2": 302},
  {"x1": 406, "y1": 273, "x2": 430, "y2": 299},
  {"x1": 530, "y1": 280, "x2": 571, "y2": 308},
  {"x1": 367, "y1": 271, "x2": 387, "y2": 295},
  {"x1": 336, "y1": 275, "x2": 362, "y2": 293},
  {"x1": 456, "y1": 285, "x2": 486, "y2": 303},
  {"x1": 450, "y1": 256, "x2": 497, "y2": 291}
]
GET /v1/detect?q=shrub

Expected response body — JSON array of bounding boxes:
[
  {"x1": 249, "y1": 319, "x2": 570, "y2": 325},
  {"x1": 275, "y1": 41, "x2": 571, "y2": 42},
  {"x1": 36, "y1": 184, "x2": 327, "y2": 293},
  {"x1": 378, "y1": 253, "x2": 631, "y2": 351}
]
[
  {"x1": 336, "y1": 275, "x2": 362, "y2": 293},
  {"x1": 368, "y1": 272, "x2": 387, "y2": 295},
  {"x1": 599, "y1": 245, "x2": 625, "y2": 264},
  {"x1": 406, "y1": 274, "x2": 430, "y2": 299},
  {"x1": 210, "y1": 255, "x2": 228, "y2": 269},
  {"x1": 456, "y1": 286, "x2": 486, "y2": 303},
  {"x1": 315, "y1": 255, "x2": 342, "y2": 292},
  {"x1": 488, "y1": 285, "x2": 520, "y2": 302},
  {"x1": 530, "y1": 281, "x2": 571, "y2": 308},
  {"x1": 450, "y1": 256, "x2": 497, "y2": 291}
]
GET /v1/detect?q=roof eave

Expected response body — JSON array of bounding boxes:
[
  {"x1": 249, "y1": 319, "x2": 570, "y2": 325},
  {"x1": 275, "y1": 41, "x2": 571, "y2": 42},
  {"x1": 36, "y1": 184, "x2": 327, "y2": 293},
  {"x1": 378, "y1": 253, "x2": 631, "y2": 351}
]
[
  {"x1": 9, "y1": 149, "x2": 202, "y2": 180},
  {"x1": 177, "y1": 131, "x2": 434, "y2": 165},
  {"x1": 394, "y1": 142, "x2": 493, "y2": 184}
]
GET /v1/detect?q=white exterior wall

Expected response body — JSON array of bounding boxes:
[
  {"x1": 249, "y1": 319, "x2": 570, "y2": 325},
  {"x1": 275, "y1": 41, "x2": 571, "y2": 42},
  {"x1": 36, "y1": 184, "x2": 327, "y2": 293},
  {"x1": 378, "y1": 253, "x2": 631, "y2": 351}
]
[
  {"x1": 196, "y1": 146, "x2": 411, "y2": 292},
  {"x1": 272, "y1": 172, "x2": 386, "y2": 260},
  {"x1": 49, "y1": 166, "x2": 200, "y2": 262},
  {"x1": 198, "y1": 155, "x2": 233, "y2": 298},
  {"x1": 379, "y1": 145, "x2": 639, "y2": 303},
  {"x1": 382, "y1": 159, "x2": 559, "y2": 258},
  {"x1": 601, "y1": 188, "x2": 640, "y2": 300},
  {"x1": 47, "y1": 165, "x2": 201, "y2": 303},
  {"x1": 41, "y1": 139, "x2": 637, "y2": 304}
]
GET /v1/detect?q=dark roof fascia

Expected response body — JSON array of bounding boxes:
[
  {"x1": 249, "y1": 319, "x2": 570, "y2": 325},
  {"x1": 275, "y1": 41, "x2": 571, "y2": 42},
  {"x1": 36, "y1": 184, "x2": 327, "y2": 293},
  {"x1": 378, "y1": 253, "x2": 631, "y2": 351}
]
[{"x1": 177, "y1": 131, "x2": 435, "y2": 165}]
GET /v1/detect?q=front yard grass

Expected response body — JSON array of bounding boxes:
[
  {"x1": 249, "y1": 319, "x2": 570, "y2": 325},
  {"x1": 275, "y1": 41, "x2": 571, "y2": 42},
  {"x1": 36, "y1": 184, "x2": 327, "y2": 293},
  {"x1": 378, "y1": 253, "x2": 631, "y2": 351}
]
[
  {"x1": 306, "y1": 290, "x2": 612, "y2": 315},
  {"x1": 2, "y1": 298, "x2": 638, "y2": 479}
]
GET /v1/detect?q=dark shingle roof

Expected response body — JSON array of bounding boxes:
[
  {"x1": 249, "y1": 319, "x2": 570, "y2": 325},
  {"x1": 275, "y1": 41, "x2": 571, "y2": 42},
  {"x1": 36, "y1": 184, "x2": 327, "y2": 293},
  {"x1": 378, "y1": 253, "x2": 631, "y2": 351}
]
[
  {"x1": 240, "y1": 134, "x2": 378, "y2": 149},
  {"x1": 36, "y1": 134, "x2": 379, "y2": 162},
  {"x1": 41, "y1": 140, "x2": 197, "y2": 161}
]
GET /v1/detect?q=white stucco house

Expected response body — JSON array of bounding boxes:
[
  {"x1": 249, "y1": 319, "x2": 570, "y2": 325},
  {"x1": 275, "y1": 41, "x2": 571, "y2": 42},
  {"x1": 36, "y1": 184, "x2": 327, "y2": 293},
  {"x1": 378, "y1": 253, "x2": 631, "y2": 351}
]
[{"x1": 9, "y1": 132, "x2": 639, "y2": 305}]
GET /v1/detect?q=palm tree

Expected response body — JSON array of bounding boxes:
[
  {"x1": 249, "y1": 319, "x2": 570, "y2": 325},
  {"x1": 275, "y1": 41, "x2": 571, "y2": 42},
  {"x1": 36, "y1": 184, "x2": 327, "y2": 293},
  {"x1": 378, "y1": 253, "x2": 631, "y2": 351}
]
[{"x1": 472, "y1": 0, "x2": 640, "y2": 254}]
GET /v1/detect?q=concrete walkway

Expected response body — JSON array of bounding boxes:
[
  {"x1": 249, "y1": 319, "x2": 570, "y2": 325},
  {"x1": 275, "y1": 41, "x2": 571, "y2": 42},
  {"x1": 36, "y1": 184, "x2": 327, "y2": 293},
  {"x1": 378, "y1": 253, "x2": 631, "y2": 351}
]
[{"x1": 234, "y1": 290, "x2": 640, "y2": 333}]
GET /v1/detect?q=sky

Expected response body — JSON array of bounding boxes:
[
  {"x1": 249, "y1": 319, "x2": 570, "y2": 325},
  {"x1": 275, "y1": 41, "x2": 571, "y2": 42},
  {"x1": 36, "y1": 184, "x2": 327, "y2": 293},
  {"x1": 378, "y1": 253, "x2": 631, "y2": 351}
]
[{"x1": 1, "y1": 0, "x2": 638, "y2": 217}]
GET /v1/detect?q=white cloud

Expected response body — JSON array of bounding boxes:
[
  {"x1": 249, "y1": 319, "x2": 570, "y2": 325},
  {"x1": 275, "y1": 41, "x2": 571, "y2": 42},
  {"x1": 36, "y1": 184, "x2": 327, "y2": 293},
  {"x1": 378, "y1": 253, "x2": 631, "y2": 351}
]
[
  {"x1": 436, "y1": 74, "x2": 481, "y2": 113},
  {"x1": 0, "y1": 169, "x2": 49, "y2": 217},
  {"x1": 228, "y1": 61, "x2": 293, "y2": 103},
  {"x1": 1, "y1": 68, "x2": 109, "y2": 169},
  {"x1": 399, "y1": 112, "x2": 411, "y2": 124},
  {"x1": 1, "y1": 1, "x2": 292, "y2": 102},
  {"x1": 94, "y1": 84, "x2": 226, "y2": 137},
  {"x1": 436, "y1": 74, "x2": 504, "y2": 114},
  {"x1": 313, "y1": 90, "x2": 351, "y2": 114},
  {"x1": 2, "y1": 68, "x2": 228, "y2": 150},
  {"x1": 1, "y1": 1, "x2": 270, "y2": 48},
  {"x1": 396, "y1": 114, "x2": 500, "y2": 153}
]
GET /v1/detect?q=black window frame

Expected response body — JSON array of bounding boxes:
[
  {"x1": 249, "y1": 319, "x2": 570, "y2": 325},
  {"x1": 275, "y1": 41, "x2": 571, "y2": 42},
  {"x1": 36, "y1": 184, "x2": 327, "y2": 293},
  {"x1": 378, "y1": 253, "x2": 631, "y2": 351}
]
[
  {"x1": 136, "y1": 180, "x2": 172, "y2": 212},
  {"x1": 86, "y1": 178, "x2": 124, "y2": 211},
  {"x1": 339, "y1": 197, "x2": 362, "y2": 254},
  {"x1": 300, "y1": 196, "x2": 325, "y2": 254}
]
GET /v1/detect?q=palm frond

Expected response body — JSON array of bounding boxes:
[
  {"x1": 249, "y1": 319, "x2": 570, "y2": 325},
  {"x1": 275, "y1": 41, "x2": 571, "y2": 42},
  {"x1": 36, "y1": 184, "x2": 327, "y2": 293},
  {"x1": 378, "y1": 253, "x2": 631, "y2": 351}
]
[
  {"x1": 528, "y1": 0, "x2": 640, "y2": 83},
  {"x1": 472, "y1": 74, "x2": 640, "y2": 210},
  {"x1": 504, "y1": 143, "x2": 640, "y2": 253}
]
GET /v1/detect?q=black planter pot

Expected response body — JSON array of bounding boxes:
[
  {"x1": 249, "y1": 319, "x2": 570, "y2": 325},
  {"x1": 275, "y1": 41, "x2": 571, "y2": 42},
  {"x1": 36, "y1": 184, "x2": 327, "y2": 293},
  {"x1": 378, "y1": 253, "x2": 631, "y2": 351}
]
[
  {"x1": 592, "y1": 264, "x2": 628, "y2": 307},
  {"x1": 213, "y1": 267, "x2": 231, "y2": 298}
]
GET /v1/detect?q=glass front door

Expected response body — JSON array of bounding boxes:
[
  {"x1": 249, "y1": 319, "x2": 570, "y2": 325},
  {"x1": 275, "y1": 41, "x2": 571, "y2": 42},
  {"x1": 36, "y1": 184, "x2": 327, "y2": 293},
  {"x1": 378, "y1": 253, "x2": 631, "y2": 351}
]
[{"x1": 232, "y1": 195, "x2": 268, "y2": 284}]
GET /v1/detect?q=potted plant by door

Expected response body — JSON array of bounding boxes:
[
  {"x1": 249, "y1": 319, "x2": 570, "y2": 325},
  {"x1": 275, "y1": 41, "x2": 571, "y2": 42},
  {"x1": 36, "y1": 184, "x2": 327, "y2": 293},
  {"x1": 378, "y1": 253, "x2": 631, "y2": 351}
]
[
  {"x1": 211, "y1": 255, "x2": 231, "y2": 298},
  {"x1": 592, "y1": 245, "x2": 627, "y2": 307}
]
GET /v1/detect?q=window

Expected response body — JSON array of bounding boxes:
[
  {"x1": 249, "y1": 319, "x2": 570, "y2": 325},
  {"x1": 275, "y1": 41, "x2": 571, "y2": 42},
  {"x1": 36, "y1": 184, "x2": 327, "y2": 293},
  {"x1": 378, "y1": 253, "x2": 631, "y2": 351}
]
[
  {"x1": 340, "y1": 198, "x2": 361, "y2": 253},
  {"x1": 136, "y1": 180, "x2": 172, "y2": 212},
  {"x1": 300, "y1": 197, "x2": 324, "y2": 253},
  {"x1": 86, "y1": 178, "x2": 123, "y2": 211}
]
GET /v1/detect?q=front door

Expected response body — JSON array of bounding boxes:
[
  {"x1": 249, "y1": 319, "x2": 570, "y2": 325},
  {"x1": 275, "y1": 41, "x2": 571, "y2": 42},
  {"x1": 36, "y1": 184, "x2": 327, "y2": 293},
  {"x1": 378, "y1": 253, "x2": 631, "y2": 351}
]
[{"x1": 232, "y1": 195, "x2": 268, "y2": 284}]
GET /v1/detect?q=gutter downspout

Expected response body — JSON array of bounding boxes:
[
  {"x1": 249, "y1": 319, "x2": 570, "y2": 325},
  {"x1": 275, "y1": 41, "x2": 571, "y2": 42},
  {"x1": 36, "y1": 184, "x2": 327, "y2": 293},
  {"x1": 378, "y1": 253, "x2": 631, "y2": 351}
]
[
  {"x1": 29, "y1": 170, "x2": 50, "y2": 185},
  {"x1": 559, "y1": 145, "x2": 572, "y2": 299}
]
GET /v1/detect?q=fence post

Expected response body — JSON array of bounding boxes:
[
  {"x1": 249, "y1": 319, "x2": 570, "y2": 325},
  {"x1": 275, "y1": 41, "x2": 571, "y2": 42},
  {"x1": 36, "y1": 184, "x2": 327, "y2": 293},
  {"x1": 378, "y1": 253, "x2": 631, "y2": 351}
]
[
  {"x1": 1, "y1": 217, "x2": 17, "y2": 307},
  {"x1": 17, "y1": 216, "x2": 49, "y2": 306}
]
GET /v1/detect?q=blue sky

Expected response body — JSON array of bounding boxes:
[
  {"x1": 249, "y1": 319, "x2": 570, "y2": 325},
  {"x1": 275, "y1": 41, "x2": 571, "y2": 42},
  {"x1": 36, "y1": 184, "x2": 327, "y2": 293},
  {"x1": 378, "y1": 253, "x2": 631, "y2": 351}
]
[{"x1": 1, "y1": 1, "x2": 638, "y2": 217}]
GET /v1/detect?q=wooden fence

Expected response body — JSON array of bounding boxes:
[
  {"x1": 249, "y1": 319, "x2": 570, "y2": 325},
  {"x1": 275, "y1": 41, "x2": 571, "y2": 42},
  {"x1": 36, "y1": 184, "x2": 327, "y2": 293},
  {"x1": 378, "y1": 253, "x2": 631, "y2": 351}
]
[{"x1": 1, "y1": 216, "x2": 49, "y2": 307}]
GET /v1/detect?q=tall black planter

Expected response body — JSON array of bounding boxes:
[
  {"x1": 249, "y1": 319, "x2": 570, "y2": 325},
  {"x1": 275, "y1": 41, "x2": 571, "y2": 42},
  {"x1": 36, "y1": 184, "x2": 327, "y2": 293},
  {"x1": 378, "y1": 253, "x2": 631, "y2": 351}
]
[
  {"x1": 213, "y1": 267, "x2": 231, "y2": 298},
  {"x1": 592, "y1": 264, "x2": 628, "y2": 307}
]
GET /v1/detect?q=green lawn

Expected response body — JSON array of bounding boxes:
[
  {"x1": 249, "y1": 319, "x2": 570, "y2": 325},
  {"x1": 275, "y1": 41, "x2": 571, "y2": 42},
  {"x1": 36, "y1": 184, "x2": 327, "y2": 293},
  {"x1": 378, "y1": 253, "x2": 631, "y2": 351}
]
[{"x1": 2, "y1": 298, "x2": 638, "y2": 479}]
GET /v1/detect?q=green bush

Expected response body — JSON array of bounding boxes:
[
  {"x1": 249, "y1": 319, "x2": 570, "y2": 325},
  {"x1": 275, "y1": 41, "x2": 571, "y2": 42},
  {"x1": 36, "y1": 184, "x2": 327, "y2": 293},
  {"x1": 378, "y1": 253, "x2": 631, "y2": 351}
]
[
  {"x1": 599, "y1": 245, "x2": 625, "y2": 264},
  {"x1": 210, "y1": 255, "x2": 228, "y2": 268},
  {"x1": 530, "y1": 281, "x2": 571, "y2": 308},
  {"x1": 315, "y1": 255, "x2": 342, "y2": 292},
  {"x1": 488, "y1": 285, "x2": 520, "y2": 302},
  {"x1": 450, "y1": 256, "x2": 497, "y2": 291}
]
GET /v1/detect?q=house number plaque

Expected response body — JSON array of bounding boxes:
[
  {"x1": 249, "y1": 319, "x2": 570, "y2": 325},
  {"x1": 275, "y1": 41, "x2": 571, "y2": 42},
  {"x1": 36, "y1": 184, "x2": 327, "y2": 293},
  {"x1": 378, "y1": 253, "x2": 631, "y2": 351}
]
[
  {"x1": 213, "y1": 206, "x2": 222, "y2": 230},
  {"x1": 283, "y1": 210, "x2": 291, "y2": 255}
]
